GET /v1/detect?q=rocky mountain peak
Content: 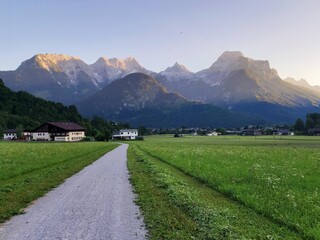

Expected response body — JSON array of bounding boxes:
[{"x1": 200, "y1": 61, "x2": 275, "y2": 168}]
[
  {"x1": 203, "y1": 51, "x2": 278, "y2": 83},
  {"x1": 35, "y1": 53, "x2": 80, "y2": 62},
  {"x1": 92, "y1": 56, "x2": 143, "y2": 71},
  {"x1": 217, "y1": 51, "x2": 244, "y2": 61},
  {"x1": 160, "y1": 62, "x2": 192, "y2": 80},
  {"x1": 166, "y1": 62, "x2": 191, "y2": 73},
  {"x1": 18, "y1": 54, "x2": 85, "y2": 73}
]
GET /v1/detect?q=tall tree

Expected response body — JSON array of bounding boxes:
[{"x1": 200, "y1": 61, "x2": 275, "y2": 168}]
[{"x1": 294, "y1": 118, "x2": 305, "y2": 131}]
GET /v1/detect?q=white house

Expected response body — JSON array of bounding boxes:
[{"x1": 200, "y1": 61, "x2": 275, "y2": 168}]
[
  {"x1": 3, "y1": 129, "x2": 17, "y2": 140},
  {"x1": 207, "y1": 131, "x2": 218, "y2": 136},
  {"x1": 112, "y1": 129, "x2": 138, "y2": 140},
  {"x1": 31, "y1": 122, "x2": 85, "y2": 142}
]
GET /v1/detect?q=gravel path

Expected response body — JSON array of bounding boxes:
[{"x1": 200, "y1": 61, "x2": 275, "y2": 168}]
[{"x1": 0, "y1": 144, "x2": 147, "y2": 240}]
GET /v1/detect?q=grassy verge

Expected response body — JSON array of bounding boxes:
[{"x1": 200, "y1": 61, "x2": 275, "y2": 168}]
[
  {"x1": 128, "y1": 144, "x2": 300, "y2": 239},
  {"x1": 0, "y1": 141, "x2": 117, "y2": 223}
]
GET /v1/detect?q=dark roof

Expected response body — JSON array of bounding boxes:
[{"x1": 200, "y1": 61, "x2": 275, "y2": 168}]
[
  {"x1": 3, "y1": 129, "x2": 17, "y2": 133},
  {"x1": 32, "y1": 122, "x2": 86, "y2": 132},
  {"x1": 47, "y1": 122, "x2": 85, "y2": 131}
]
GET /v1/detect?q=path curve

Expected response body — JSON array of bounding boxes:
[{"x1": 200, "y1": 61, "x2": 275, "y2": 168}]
[{"x1": 0, "y1": 144, "x2": 147, "y2": 240}]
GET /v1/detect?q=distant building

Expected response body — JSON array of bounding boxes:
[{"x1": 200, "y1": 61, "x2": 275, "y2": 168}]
[
  {"x1": 22, "y1": 130, "x2": 32, "y2": 141},
  {"x1": 31, "y1": 122, "x2": 85, "y2": 141},
  {"x1": 206, "y1": 132, "x2": 218, "y2": 136},
  {"x1": 273, "y1": 129, "x2": 294, "y2": 136},
  {"x1": 112, "y1": 129, "x2": 138, "y2": 140},
  {"x1": 3, "y1": 129, "x2": 17, "y2": 140},
  {"x1": 241, "y1": 129, "x2": 261, "y2": 136}
]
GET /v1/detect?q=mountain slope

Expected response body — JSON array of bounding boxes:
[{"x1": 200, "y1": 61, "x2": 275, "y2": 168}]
[
  {"x1": 284, "y1": 77, "x2": 320, "y2": 93},
  {"x1": 157, "y1": 51, "x2": 320, "y2": 123},
  {"x1": 0, "y1": 54, "x2": 99, "y2": 104},
  {"x1": 78, "y1": 73, "x2": 188, "y2": 115},
  {"x1": 78, "y1": 73, "x2": 265, "y2": 127},
  {"x1": 0, "y1": 78, "x2": 84, "y2": 130},
  {"x1": 0, "y1": 54, "x2": 148, "y2": 105}
]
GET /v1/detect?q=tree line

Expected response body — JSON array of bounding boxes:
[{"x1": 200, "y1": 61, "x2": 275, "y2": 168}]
[
  {"x1": 293, "y1": 113, "x2": 320, "y2": 134},
  {"x1": 0, "y1": 79, "x2": 131, "y2": 141}
]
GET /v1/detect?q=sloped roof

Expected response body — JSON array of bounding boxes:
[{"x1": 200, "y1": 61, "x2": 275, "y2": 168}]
[
  {"x1": 47, "y1": 122, "x2": 85, "y2": 131},
  {"x1": 32, "y1": 122, "x2": 86, "y2": 132},
  {"x1": 120, "y1": 129, "x2": 138, "y2": 132},
  {"x1": 3, "y1": 129, "x2": 17, "y2": 133}
]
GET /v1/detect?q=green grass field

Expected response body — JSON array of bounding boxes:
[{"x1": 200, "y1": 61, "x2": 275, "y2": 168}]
[
  {"x1": 0, "y1": 141, "x2": 117, "y2": 223},
  {"x1": 128, "y1": 135, "x2": 320, "y2": 239}
]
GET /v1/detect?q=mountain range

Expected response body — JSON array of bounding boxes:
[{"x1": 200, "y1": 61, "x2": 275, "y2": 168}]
[
  {"x1": 159, "y1": 52, "x2": 320, "y2": 107},
  {"x1": 78, "y1": 73, "x2": 265, "y2": 127},
  {"x1": 0, "y1": 54, "x2": 149, "y2": 105},
  {"x1": 1, "y1": 51, "x2": 320, "y2": 125},
  {"x1": 156, "y1": 51, "x2": 320, "y2": 123}
]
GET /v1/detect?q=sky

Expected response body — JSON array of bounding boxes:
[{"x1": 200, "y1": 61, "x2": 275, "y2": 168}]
[{"x1": 1, "y1": 0, "x2": 320, "y2": 85}]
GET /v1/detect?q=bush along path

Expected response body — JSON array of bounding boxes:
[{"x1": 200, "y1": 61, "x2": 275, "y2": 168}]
[
  {"x1": 128, "y1": 145, "x2": 301, "y2": 239},
  {"x1": 0, "y1": 144, "x2": 147, "y2": 240}
]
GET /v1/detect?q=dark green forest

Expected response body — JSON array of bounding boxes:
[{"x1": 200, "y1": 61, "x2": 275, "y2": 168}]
[
  {"x1": 0, "y1": 79, "x2": 128, "y2": 140},
  {"x1": 293, "y1": 113, "x2": 320, "y2": 135}
]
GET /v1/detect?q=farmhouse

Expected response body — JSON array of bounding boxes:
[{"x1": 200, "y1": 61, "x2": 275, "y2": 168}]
[
  {"x1": 112, "y1": 129, "x2": 138, "y2": 140},
  {"x1": 31, "y1": 122, "x2": 85, "y2": 142},
  {"x1": 3, "y1": 129, "x2": 17, "y2": 140}
]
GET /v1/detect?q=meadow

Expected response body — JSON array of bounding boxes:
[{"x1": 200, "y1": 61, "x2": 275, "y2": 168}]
[
  {"x1": 128, "y1": 135, "x2": 320, "y2": 239},
  {"x1": 0, "y1": 141, "x2": 117, "y2": 222}
]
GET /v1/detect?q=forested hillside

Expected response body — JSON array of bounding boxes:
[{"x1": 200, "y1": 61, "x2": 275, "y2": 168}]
[{"x1": 0, "y1": 79, "x2": 127, "y2": 140}]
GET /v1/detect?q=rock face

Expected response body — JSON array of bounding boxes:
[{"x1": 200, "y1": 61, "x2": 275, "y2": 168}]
[
  {"x1": 90, "y1": 56, "x2": 149, "y2": 86},
  {"x1": 156, "y1": 51, "x2": 320, "y2": 123},
  {"x1": 0, "y1": 54, "x2": 147, "y2": 105},
  {"x1": 158, "y1": 51, "x2": 318, "y2": 106}
]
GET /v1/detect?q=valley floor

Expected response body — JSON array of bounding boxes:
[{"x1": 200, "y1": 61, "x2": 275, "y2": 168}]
[{"x1": 128, "y1": 135, "x2": 320, "y2": 239}]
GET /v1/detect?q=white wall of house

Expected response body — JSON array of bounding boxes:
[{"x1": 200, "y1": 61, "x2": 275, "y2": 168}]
[
  {"x1": 113, "y1": 129, "x2": 138, "y2": 140},
  {"x1": 69, "y1": 131, "x2": 85, "y2": 142},
  {"x1": 54, "y1": 136, "x2": 69, "y2": 142},
  {"x1": 120, "y1": 130, "x2": 138, "y2": 139},
  {"x1": 31, "y1": 131, "x2": 85, "y2": 142},
  {"x1": 3, "y1": 133, "x2": 17, "y2": 140},
  {"x1": 32, "y1": 132, "x2": 50, "y2": 141}
]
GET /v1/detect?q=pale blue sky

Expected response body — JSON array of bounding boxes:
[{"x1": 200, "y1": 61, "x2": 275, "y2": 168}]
[{"x1": 1, "y1": 0, "x2": 320, "y2": 84}]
